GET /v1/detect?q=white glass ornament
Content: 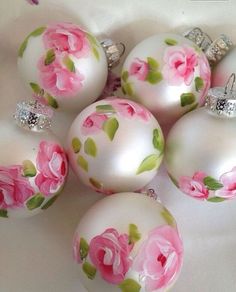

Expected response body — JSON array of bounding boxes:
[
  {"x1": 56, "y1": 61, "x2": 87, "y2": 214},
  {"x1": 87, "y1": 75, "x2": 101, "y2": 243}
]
[
  {"x1": 67, "y1": 97, "x2": 164, "y2": 194},
  {"x1": 17, "y1": 22, "x2": 124, "y2": 112},
  {"x1": 73, "y1": 192, "x2": 183, "y2": 292},
  {"x1": 0, "y1": 101, "x2": 68, "y2": 218},
  {"x1": 121, "y1": 32, "x2": 211, "y2": 126},
  {"x1": 165, "y1": 74, "x2": 236, "y2": 202}
]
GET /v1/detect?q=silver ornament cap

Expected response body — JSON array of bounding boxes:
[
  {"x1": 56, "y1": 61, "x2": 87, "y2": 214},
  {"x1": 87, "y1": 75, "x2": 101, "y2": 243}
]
[
  {"x1": 100, "y1": 39, "x2": 125, "y2": 68},
  {"x1": 14, "y1": 100, "x2": 54, "y2": 132},
  {"x1": 205, "y1": 73, "x2": 236, "y2": 117},
  {"x1": 184, "y1": 27, "x2": 212, "y2": 52}
]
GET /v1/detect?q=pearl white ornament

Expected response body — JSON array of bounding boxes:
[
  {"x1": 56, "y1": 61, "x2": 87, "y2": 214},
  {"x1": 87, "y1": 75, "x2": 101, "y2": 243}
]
[
  {"x1": 121, "y1": 33, "x2": 211, "y2": 126},
  {"x1": 17, "y1": 22, "x2": 121, "y2": 113},
  {"x1": 0, "y1": 101, "x2": 68, "y2": 218},
  {"x1": 67, "y1": 98, "x2": 164, "y2": 194},
  {"x1": 165, "y1": 75, "x2": 236, "y2": 202},
  {"x1": 73, "y1": 192, "x2": 183, "y2": 292}
]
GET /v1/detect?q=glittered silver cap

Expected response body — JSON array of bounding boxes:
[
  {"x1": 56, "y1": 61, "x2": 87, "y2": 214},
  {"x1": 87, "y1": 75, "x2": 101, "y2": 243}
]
[
  {"x1": 14, "y1": 100, "x2": 54, "y2": 132},
  {"x1": 100, "y1": 39, "x2": 125, "y2": 69},
  {"x1": 205, "y1": 34, "x2": 233, "y2": 66},
  {"x1": 184, "y1": 27, "x2": 212, "y2": 52},
  {"x1": 205, "y1": 73, "x2": 236, "y2": 117}
]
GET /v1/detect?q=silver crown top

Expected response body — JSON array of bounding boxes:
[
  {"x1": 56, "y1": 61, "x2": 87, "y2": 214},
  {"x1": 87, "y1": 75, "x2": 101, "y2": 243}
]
[
  {"x1": 184, "y1": 27, "x2": 212, "y2": 52},
  {"x1": 100, "y1": 39, "x2": 125, "y2": 69},
  {"x1": 205, "y1": 73, "x2": 236, "y2": 117},
  {"x1": 14, "y1": 100, "x2": 53, "y2": 132}
]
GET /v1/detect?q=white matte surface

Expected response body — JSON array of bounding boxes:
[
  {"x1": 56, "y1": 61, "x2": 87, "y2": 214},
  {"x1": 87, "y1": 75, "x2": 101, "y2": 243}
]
[{"x1": 1, "y1": 1, "x2": 236, "y2": 292}]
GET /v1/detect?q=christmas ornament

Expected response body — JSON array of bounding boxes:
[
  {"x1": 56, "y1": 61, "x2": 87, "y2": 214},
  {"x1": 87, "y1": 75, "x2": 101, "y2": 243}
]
[
  {"x1": 73, "y1": 192, "x2": 183, "y2": 292},
  {"x1": 165, "y1": 73, "x2": 236, "y2": 202},
  {"x1": 121, "y1": 32, "x2": 211, "y2": 126},
  {"x1": 67, "y1": 98, "x2": 164, "y2": 194},
  {"x1": 0, "y1": 100, "x2": 68, "y2": 218},
  {"x1": 17, "y1": 22, "x2": 124, "y2": 112}
]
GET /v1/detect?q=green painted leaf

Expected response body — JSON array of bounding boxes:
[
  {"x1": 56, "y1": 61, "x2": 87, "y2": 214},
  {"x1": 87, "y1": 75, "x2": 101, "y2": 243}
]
[
  {"x1": 161, "y1": 207, "x2": 176, "y2": 227},
  {"x1": 136, "y1": 154, "x2": 159, "y2": 175},
  {"x1": 72, "y1": 137, "x2": 82, "y2": 153},
  {"x1": 22, "y1": 160, "x2": 37, "y2": 177},
  {"x1": 103, "y1": 117, "x2": 119, "y2": 141},
  {"x1": 207, "y1": 197, "x2": 226, "y2": 203},
  {"x1": 84, "y1": 138, "x2": 97, "y2": 157},
  {"x1": 18, "y1": 38, "x2": 28, "y2": 58},
  {"x1": 123, "y1": 83, "x2": 134, "y2": 96},
  {"x1": 41, "y1": 195, "x2": 59, "y2": 210},
  {"x1": 92, "y1": 47, "x2": 100, "y2": 61},
  {"x1": 119, "y1": 278, "x2": 141, "y2": 292},
  {"x1": 165, "y1": 38, "x2": 178, "y2": 46},
  {"x1": 96, "y1": 104, "x2": 116, "y2": 114},
  {"x1": 30, "y1": 26, "x2": 46, "y2": 37},
  {"x1": 77, "y1": 155, "x2": 88, "y2": 172},
  {"x1": 122, "y1": 71, "x2": 129, "y2": 82},
  {"x1": 121, "y1": 85, "x2": 126, "y2": 95},
  {"x1": 129, "y1": 223, "x2": 141, "y2": 244},
  {"x1": 45, "y1": 94, "x2": 58, "y2": 109},
  {"x1": 29, "y1": 82, "x2": 42, "y2": 94},
  {"x1": 195, "y1": 77, "x2": 204, "y2": 92},
  {"x1": 63, "y1": 56, "x2": 75, "y2": 72},
  {"x1": 168, "y1": 172, "x2": 179, "y2": 188},
  {"x1": 147, "y1": 57, "x2": 159, "y2": 71},
  {"x1": 185, "y1": 102, "x2": 198, "y2": 114},
  {"x1": 45, "y1": 49, "x2": 56, "y2": 65},
  {"x1": 203, "y1": 176, "x2": 223, "y2": 190},
  {"x1": 0, "y1": 209, "x2": 8, "y2": 218},
  {"x1": 180, "y1": 93, "x2": 196, "y2": 107},
  {"x1": 82, "y1": 262, "x2": 96, "y2": 280},
  {"x1": 80, "y1": 237, "x2": 89, "y2": 260},
  {"x1": 86, "y1": 33, "x2": 99, "y2": 47},
  {"x1": 152, "y1": 129, "x2": 164, "y2": 153},
  {"x1": 146, "y1": 71, "x2": 163, "y2": 84},
  {"x1": 89, "y1": 177, "x2": 102, "y2": 189},
  {"x1": 26, "y1": 193, "x2": 45, "y2": 210}
]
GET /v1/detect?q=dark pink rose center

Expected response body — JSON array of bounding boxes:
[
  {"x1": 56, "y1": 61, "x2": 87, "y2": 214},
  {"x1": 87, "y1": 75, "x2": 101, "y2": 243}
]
[
  {"x1": 157, "y1": 253, "x2": 167, "y2": 267},
  {"x1": 227, "y1": 183, "x2": 236, "y2": 191},
  {"x1": 61, "y1": 161, "x2": 66, "y2": 176},
  {"x1": 175, "y1": 60, "x2": 184, "y2": 69},
  {"x1": 83, "y1": 117, "x2": 94, "y2": 128},
  {"x1": 0, "y1": 191, "x2": 4, "y2": 205}
]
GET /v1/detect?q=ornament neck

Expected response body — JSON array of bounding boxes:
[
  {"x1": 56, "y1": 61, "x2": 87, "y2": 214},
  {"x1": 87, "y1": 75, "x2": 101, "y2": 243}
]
[
  {"x1": 14, "y1": 100, "x2": 53, "y2": 132},
  {"x1": 100, "y1": 39, "x2": 125, "y2": 69}
]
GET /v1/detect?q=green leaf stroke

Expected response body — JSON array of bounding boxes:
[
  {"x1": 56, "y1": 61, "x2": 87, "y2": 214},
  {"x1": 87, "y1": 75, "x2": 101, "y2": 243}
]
[
  {"x1": 129, "y1": 223, "x2": 141, "y2": 244},
  {"x1": 84, "y1": 138, "x2": 97, "y2": 157},
  {"x1": 203, "y1": 176, "x2": 223, "y2": 191},
  {"x1": 103, "y1": 117, "x2": 119, "y2": 141},
  {"x1": 119, "y1": 278, "x2": 141, "y2": 292},
  {"x1": 26, "y1": 193, "x2": 45, "y2": 210},
  {"x1": 136, "y1": 154, "x2": 160, "y2": 175},
  {"x1": 82, "y1": 262, "x2": 97, "y2": 280}
]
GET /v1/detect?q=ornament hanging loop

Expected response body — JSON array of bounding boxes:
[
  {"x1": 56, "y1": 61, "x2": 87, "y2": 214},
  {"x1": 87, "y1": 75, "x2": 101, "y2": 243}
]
[{"x1": 224, "y1": 73, "x2": 236, "y2": 95}]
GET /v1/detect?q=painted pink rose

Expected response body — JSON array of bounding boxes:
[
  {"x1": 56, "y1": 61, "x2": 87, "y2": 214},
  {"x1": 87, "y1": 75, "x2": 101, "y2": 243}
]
[
  {"x1": 35, "y1": 141, "x2": 68, "y2": 196},
  {"x1": 215, "y1": 167, "x2": 236, "y2": 199},
  {"x1": 163, "y1": 45, "x2": 198, "y2": 86},
  {"x1": 129, "y1": 58, "x2": 149, "y2": 81},
  {"x1": 43, "y1": 22, "x2": 90, "y2": 58},
  {"x1": 133, "y1": 225, "x2": 183, "y2": 292},
  {"x1": 81, "y1": 112, "x2": 108, "y2": 136},
  {"x1": 198, "y1": 56, "x2": 211, "y2": 105},
  {"x1": 73, "y1": 233, "x2": 82, "y2": 264},
  {"x1": 179, "y1": 172, "x2": 209, "y2": 200},
  {"x1": 89, "y1": 228, "x2": 133, "y2": 284},
  {"x1": 179, "y1": 171, "x2": 209, "y2": 200},
  {"x1": 0, "y1": 166, "x2": 34, "y2": 209},
  {"x1": 109, "y1": 98, "x2": 151, "y2": 121},
  {"x1": 38, "y1": 56, "x2": 84, "y2": 98}
]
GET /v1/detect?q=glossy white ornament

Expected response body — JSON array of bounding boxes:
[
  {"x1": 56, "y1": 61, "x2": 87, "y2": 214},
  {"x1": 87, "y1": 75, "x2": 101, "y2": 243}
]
[
  {"x1": 165, "y1": 76, "x2": 236, "y2": 202},
  {"x1": 17, "y1": 22, "x2": 110, "y2": 112},
  {"x1": 73, "y1": 192, "x2": 183, "y2": 292},
  {"x1": 67, "y1": 98, "x2": 164, "y2": 194},
  {"x1": 0, "y1": 101, "x2": 68, "y2": 218},
  {"x1": 121, "y1": 33, "x2": 211, "y2": 126}
]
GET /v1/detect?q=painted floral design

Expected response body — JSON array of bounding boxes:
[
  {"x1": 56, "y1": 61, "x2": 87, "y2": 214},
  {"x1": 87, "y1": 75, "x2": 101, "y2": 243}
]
[
  {"x1": 81, "y1": 112, "x2": 109, "y2": 136},
  {"x1": 0, "y1": 166, "x2": 34, "y2": 209},
  {"x1": 43, "y1": 23, "x2": 90, "y2": 58},
  {"x1": 35, "y1": 141, "x2": 68, "y2": 196},
  {"x1": 179, "y1": 171, "x2": 209, "y2": 200},
  {"x1": 38, "y1": 56, "x2": 84, "y2": 98},
  {"x1": 177, "y1": 166, "x2": 236, "y2": 202},
  {"x1": 133, "y1": 225, "x2": 183, "y2": 292},
  {"x1": 129, "y1": 58, "x2": 149, "y2": 81},
  {"x1": 162, "y1": 45, "x2": 198, "y2": 86},
  {"x1": 89, "y1": 228, "x2": 133, "y2": 284}
]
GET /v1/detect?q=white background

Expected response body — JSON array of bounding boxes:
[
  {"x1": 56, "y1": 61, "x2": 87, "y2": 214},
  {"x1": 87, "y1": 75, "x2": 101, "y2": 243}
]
[{"x1": 1, "y1": 0, "x2": 236, "y2": 291}]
